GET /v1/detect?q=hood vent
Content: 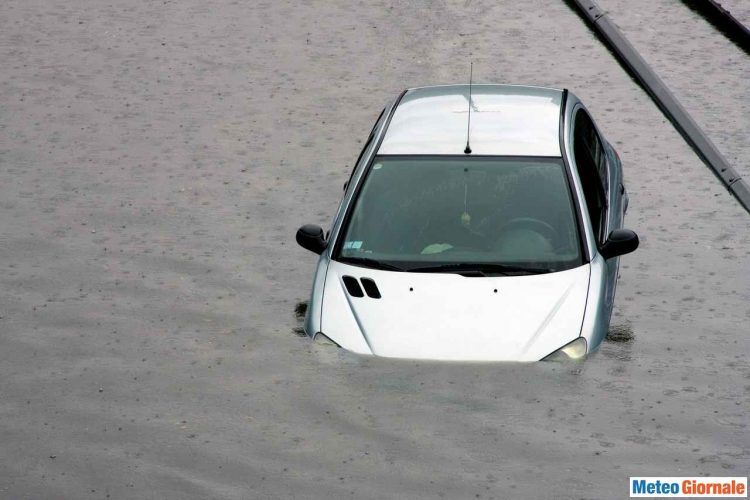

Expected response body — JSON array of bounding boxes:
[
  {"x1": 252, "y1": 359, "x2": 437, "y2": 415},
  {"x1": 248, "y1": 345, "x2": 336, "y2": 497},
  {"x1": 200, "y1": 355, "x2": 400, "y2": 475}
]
[
  {"x1": 342, "y1": 276, "x2": 364, "y2": 297},
  {"x1": 342, "y1": 276, "x2": 382, "y2": 299},
  {"x1": 360, "y1": 278, "x2": 381, "y2": 299}
]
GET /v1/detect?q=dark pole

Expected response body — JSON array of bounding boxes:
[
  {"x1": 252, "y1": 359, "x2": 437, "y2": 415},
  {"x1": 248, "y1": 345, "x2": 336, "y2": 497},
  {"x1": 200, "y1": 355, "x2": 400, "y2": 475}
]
[{"x1": 570, "y1": 0, "x2": 750, "y2": 214}]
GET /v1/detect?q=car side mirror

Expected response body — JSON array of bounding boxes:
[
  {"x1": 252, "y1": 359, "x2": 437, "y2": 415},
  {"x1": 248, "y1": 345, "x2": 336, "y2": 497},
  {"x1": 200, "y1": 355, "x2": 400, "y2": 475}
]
[
  {"x1": 599, "y1": 229, "x2": 639, "y2": 259},
  {"x1": 296, "y1": 224, "x2": 327, "y2": 254}
]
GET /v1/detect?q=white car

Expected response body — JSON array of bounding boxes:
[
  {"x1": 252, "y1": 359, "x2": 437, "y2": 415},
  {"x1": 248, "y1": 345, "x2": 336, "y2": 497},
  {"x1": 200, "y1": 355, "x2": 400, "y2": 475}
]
[{"x1": 296, "y1": 84, "x2": 638, "y2": 361}]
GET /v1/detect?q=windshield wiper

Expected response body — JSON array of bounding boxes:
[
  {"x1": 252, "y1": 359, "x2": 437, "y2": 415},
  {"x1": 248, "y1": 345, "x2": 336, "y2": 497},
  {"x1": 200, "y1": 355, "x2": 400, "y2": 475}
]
[
  {"x1": 405, "y1": 263, "x2": 554, "y2": 275},
  {"x1": 336, "y1": 256, "x2": 406, "y2": 272}
]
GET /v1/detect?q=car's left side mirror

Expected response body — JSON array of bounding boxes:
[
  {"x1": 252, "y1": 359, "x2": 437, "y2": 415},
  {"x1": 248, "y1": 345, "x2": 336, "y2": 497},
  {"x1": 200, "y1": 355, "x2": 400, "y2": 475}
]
[
  {"x1": 599, "y1": 229, "x2": 639, "y2": 260},
  {"x1": 296, "y1": 224, "x2": 327, "y2": 254}
]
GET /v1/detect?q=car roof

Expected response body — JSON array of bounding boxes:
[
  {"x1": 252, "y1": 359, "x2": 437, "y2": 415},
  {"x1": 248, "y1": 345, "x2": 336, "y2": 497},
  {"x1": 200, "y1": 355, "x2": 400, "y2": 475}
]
[{"x1": 378, "y1": 84, "x2": 564, "y2": 157}]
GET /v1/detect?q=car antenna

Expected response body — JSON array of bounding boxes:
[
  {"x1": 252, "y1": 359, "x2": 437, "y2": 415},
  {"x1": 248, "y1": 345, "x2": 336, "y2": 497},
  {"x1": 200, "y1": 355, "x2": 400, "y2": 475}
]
[{"x1": 464, "y1": 61, "x2": 473, "y2": 155}]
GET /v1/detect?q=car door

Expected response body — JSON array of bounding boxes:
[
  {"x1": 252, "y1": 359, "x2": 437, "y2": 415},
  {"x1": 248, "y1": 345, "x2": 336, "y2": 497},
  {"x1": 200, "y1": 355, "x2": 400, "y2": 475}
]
[{"x1": 571, "y1": 108, "x2": 618, "y2": 319}]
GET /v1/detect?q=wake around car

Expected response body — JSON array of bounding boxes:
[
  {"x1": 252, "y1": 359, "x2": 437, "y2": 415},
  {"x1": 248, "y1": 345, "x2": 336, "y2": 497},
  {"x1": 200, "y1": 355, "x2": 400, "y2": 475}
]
[{"x1": 296, "y1": 84, "x2": 638, "y2": 361}]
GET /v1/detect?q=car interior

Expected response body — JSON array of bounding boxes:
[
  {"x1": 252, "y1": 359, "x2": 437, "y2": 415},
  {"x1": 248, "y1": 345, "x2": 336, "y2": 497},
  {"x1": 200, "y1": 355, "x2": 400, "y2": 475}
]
[{"x1": 338, "y1": 156, "x2": 583, "y2": 270}]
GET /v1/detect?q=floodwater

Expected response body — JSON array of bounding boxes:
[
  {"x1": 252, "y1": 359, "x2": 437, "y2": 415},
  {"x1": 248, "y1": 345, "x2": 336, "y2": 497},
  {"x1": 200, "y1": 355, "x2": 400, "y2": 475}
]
[
  {"x1": 0, "y1": 0, "x2": 748, "y2": 498},
  {"x1": 705, "y1": 0, "x2": 750, "y2": 31},
  {"x1": 602, "y1": 0, "x2": 750, "y2": 180}
]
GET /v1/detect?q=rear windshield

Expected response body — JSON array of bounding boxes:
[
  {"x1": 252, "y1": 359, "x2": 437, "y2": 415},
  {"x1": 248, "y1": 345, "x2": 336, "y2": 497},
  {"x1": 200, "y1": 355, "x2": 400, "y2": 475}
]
[{"x1": 334, "y1": 156, "x2": 583, "y2": 272}]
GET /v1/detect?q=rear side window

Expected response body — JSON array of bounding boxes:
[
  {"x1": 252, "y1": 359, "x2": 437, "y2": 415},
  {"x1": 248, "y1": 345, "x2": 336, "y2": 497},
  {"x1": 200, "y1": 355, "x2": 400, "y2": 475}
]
[{"x1": 573, "y1": 110, "x2": 608, "y2": 243}]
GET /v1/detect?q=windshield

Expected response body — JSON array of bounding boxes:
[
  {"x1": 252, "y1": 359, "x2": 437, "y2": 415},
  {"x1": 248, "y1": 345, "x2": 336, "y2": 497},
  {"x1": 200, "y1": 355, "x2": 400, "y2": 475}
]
[{"x1": 334, "y1": 156, "x2": 583, "y2": 273}]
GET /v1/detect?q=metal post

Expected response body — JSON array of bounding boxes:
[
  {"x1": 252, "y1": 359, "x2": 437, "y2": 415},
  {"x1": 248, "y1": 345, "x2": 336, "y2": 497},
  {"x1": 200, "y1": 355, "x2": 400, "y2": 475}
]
[{"x1": 571, "y1": 0, "x2": 750, "y2": 214}]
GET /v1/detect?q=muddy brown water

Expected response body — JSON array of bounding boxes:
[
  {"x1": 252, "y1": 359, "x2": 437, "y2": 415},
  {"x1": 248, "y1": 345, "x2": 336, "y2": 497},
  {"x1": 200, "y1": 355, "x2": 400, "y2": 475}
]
[{"x1": 0, "y1": 0, "x2": 748, "y2": 498}]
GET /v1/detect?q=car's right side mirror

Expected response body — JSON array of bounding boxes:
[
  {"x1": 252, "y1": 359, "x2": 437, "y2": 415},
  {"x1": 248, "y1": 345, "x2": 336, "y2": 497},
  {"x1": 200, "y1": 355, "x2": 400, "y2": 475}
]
[{"x1": 599, "y1": 229, "x2": 639, "y2": 259}]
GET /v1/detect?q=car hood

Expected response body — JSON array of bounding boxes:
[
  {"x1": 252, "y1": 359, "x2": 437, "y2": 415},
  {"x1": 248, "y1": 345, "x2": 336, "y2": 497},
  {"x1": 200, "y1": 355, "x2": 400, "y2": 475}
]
[{"x1": 321, "y1": 261, "x2": 591, "y2": 361}]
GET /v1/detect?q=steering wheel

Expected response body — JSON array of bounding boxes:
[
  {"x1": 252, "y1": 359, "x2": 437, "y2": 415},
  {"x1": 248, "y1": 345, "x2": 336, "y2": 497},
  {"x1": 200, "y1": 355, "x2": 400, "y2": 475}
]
[{"x1": 496, "y1": 217, "x2": 559, "y2": 245}]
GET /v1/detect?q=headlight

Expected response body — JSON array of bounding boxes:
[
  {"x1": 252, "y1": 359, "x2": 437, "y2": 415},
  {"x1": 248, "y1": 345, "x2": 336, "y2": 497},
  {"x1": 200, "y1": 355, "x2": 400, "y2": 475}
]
[
  {"x1": 542, "y1": 337, "x2": 587, "y2": 361},
  {"x1": 314, "y1": 332, "x2": 341, "y2": 347}
]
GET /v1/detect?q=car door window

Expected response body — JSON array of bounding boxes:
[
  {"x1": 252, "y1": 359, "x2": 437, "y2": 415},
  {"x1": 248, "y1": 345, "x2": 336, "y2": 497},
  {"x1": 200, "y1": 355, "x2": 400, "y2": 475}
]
[{"x1": 572, "y1": 109, "x2": 608, "y2": 243}]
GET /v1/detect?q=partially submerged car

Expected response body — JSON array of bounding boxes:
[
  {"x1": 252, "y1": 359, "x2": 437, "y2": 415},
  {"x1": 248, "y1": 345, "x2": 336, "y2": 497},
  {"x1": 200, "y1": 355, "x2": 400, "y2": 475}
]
[{"x1": 296, "y1": 84, "x2": 638, "y2": 361}]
